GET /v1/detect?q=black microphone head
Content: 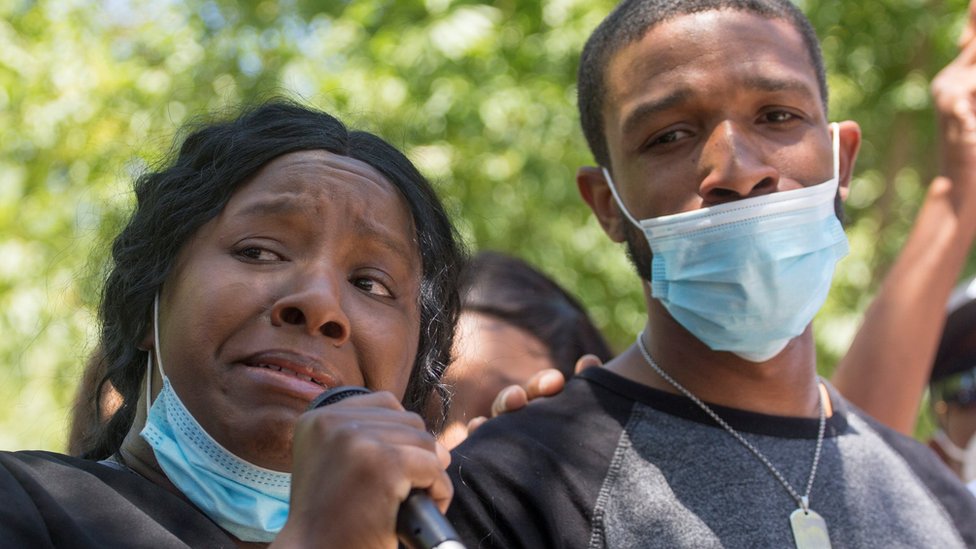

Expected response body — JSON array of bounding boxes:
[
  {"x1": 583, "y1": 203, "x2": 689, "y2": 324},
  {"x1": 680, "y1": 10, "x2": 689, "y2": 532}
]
[{"x1": 308, "y1": 386, "x2": 372, "y2": 411}]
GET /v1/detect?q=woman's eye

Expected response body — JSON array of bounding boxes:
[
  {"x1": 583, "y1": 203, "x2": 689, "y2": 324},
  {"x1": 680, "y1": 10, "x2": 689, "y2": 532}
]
[
  {"x1": 238, "y1": 247, "x2": 281, "y2": 262},
  {"x1": 353, "y1": 277, "x2": 393, "y2": 297}
]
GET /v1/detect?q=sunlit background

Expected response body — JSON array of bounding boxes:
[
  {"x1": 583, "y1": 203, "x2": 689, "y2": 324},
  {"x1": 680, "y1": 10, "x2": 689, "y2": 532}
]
[{"x1": 0, "y1": 0, "x2": 971, "y2": 451}]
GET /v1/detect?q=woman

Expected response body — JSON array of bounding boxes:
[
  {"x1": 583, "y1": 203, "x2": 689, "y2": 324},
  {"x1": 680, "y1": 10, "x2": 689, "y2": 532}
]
[{"x1": 1, "y1": 100, "x2": 464, "y2": 547}]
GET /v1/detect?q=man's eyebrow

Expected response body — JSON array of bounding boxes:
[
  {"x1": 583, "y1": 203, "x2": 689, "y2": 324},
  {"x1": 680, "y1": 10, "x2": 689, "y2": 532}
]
[
  {"x1": 620, "y1": 89, "x2": 692, "y2": 139},
  {"x1": 742, "y1": 74, "x2": 819, "y2": 100},
  {"x1": 619, "y1": 76, "x2": 819, "y2": 140}
]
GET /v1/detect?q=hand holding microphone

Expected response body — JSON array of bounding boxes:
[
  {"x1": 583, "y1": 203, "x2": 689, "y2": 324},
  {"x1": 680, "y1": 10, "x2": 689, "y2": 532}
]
[
  {"x1": 308, "y1": 387, "x2": 465, "y2": 549},
  {"x1": 275, "y1": 386, "x2": 464, "y2": 549}
]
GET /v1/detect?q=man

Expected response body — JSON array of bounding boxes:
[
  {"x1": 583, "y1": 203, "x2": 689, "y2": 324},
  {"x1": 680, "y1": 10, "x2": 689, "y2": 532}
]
[{"x1": 446, "y1": 1, "x2": 976, "y2": 547}]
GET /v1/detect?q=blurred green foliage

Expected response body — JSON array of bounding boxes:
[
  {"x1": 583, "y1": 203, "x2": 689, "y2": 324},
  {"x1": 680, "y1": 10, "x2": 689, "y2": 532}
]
[{"x1": 0, "y1": 0, "x2": 970, "y2": 450}]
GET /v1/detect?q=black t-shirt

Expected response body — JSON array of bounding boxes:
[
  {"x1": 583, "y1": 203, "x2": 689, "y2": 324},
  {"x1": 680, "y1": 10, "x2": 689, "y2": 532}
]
[
  {"x1": 448, "y1": 368, "x2": 976, "y2": 548},
  {"x1": 0, "y1": 450, "x2": 234, "y2": 548}
]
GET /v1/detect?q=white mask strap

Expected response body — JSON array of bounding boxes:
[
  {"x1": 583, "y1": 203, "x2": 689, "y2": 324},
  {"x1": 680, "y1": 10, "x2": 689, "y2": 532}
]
[
  {"x1": 600, "y1": 166, "x2": 642, "y2": 228},
  {"x1": 146, "y1": 291, "x2": 165, "y2": 417},
  {"x1": 933, "y1": 429, "x2": 968, "y2": 463},
  {"x1": 830, "y1": 122, "x2": 840, "y2": 185}
]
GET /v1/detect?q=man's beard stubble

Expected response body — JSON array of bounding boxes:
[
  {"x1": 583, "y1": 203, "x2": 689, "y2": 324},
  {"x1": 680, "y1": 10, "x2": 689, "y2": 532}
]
[{"x1": 623, "y1": 219, "x2": 653, "y2": 283}]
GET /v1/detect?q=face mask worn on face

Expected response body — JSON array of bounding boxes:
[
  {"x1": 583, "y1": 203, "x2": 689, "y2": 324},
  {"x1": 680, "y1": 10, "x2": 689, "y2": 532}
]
[
  {"x1": 932, "y1": 429, "x2": 976, "y2": 483},
  {"x1": 140, "y1": 293, "x2": 290, "y2": 542},
  {"x1": 602, "y1": 123, "x2": 848, "y2": 362}
]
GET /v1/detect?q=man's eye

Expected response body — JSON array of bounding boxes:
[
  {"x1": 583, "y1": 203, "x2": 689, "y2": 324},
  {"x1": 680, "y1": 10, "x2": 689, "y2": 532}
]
[
  {"x1": 763, "y1": 111, "x2": 796, "y2": 123},
  {"x1": 646, "y1": 129, "x2": 690, "y2": 149},
  {"x1": 354, "y1": 278, "x2": 393, "y2": 297}
]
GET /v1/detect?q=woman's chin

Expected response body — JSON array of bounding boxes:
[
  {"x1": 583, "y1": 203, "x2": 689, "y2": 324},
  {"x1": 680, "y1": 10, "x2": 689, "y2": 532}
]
[{"x1": 222, "y1": 415, "x2": 296, "y2": 472}]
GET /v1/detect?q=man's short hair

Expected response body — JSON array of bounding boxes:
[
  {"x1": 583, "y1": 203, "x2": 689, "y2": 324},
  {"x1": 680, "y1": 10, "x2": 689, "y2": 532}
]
[{"x1": 577, "y1": 0, "x2": 828, "y2": 168}]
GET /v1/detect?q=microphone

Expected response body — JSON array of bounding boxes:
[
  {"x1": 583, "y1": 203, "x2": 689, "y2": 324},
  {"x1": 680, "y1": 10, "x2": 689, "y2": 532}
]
[{"x1": 308, "y1": 386, "x2": 466, "y2": 549}]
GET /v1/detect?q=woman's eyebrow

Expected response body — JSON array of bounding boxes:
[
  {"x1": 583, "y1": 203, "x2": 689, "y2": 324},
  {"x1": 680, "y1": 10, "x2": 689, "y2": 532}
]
[
  {"x1": 233, "y1": 196, "x2": 308, "y2": 218},
  {"x1": 234, "y1": 196, "x2": 419, "y2": 269},
  {"x1": 354, "y1": 217, "x2": 419, "y2": 270}
]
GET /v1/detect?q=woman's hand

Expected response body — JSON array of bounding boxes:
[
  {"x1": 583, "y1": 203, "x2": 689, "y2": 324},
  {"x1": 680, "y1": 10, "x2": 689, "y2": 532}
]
[{"x1": 272, "y1": 391, "x2": 452, "y2": 549}]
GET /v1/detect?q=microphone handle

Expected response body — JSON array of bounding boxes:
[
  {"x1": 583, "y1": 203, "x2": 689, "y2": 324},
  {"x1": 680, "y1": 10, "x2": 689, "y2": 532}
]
[{"x1": 308, "y1": 386, "x2": 466, "y2": 549}]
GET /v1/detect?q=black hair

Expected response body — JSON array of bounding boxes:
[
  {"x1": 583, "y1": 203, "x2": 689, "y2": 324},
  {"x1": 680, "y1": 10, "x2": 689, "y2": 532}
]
[
  {"x1": 458, "y1": 251, "x2": 613, "y2": 378},
  {"x1": 932, "y1": 278, "x2": 976, "y2": 386},
  {"x1": 577, "y1": 0, "x2": 828, "y2": 168},
  {"x1": 82, "y1": 100, "x2": 464, "y2": 459}
]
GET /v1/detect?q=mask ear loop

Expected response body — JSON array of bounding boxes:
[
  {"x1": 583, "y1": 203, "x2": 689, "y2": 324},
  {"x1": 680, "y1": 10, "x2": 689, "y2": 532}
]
[
  {"x1": 830, "y1": 122, "x2": 840, "y2": 187},
  {"x1": 600, "y1": 167, "x2": 642, "y2": 229},
  {"x1": 146, "y1": 291, "x2": 165, "y2": 417}
]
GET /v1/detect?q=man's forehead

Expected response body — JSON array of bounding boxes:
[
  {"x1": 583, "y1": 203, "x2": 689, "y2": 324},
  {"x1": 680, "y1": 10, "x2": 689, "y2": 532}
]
[{"x1": 604, "y1": 9, "x2": 821, "y2": 109}]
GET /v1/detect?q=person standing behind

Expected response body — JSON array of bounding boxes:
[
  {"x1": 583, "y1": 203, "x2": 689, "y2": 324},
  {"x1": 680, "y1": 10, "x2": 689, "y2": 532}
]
[
  {"x1": 446, "y1": 1, "x2": 976, "y2": 547},
  {"x1": 437, "y1": 251, "x2": 612, "y2": 448},
  {"x1": 929, "y1": 276, "x2": 976, "y2": 494}
]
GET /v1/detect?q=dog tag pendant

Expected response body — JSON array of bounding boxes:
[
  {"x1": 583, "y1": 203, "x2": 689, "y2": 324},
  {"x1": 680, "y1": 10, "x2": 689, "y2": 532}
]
[{"x1": 790, "y1": 507, "x2": 831, "y2": 549}]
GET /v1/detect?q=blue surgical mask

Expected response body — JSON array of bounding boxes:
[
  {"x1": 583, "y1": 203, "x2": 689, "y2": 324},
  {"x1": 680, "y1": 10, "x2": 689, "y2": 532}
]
[
  {"x1": 602, "y1": 123, "x2": 848, "y2": 362},
  {"x1": 141, "y1": 293, "x2": 290, "y2": 542}
]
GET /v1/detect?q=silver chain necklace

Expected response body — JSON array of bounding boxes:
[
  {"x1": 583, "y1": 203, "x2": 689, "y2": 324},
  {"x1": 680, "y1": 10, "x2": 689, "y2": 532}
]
[{"x1": 635, "y1": 332, "x2": 832, "y2": 549}]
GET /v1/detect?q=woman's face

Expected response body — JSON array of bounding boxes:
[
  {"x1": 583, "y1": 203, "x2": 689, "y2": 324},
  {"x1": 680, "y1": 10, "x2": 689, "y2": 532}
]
[{"x1": 151, "y1": 150, "x2": 422, "y2": 471}]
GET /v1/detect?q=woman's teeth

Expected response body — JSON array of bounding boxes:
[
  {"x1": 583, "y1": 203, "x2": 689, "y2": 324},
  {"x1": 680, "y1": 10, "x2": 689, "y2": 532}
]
[{"x1": 254, "y1": 363, "x2": 324, "y2": 386}]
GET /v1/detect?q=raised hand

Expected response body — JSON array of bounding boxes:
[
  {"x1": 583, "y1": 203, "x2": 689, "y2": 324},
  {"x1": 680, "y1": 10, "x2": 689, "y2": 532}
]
[{"x1": 932, "y1": 0, "x2": 976, "y2": 202}]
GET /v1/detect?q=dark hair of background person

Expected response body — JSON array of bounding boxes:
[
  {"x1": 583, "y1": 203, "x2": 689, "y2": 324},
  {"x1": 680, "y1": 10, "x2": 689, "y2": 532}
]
[
  {"x1": 80, "y1": 100, "x2": 464, "y2": 460},
  {"x1": 459, "y1": 251, "x2": 613, "y2": 378},
  {"x1": 931, "y1": 279, "x2": 976, "y2": 401},
  {"x1": 577, "y1": 0, "x2": 828, "y2": 169}
]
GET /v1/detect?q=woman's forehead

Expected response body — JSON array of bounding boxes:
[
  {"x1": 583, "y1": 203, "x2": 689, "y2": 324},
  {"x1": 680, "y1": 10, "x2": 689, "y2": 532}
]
[
  {"x1": 214, "y1": 149, "x2": 421, "y2": 267},
  {"x1": 228, "y1": 150, "x2": 405, "y2": 216},
  {"x1": 254, "y1": 150, "x2": 395, "y2": 193}
]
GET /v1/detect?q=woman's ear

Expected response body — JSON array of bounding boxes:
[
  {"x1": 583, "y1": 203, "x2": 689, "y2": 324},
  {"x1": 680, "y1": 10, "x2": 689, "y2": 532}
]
[
  {"x1": 138, "y1": 297, "x2": 157, "y2": 351},
  {"x1": 138, "y1": 329, "x2": 154, "y2": 352},
  {"x1": 577, "y1": 166, "x2": 628, "y2": 243},
  {"x1": 834, "y1": 120, "x2": 862, "y2": 201}
]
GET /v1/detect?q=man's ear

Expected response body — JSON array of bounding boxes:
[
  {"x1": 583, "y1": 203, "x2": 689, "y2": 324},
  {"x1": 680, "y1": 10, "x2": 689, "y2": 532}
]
[
  {"x1": 577, "y1": 166, "x2": 628, "y2": 243},
  {"x1": 834, "y1": 120, "x2": 862, "y2": 201}
]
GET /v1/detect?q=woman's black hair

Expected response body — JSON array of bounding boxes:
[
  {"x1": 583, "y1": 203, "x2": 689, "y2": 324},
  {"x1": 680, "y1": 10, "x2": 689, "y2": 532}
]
[
  {"x1": 82, "y1": 100, "x2": 464, "y2": 459},
  {"x1": 458, "y1": 251, "x2": 613, "y2": 378}
]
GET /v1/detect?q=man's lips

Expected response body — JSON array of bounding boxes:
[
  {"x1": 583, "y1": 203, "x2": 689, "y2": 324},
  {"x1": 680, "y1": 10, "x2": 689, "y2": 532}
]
[{"x1": 240, "y1": 351, "x2": 338, "y2": 390}]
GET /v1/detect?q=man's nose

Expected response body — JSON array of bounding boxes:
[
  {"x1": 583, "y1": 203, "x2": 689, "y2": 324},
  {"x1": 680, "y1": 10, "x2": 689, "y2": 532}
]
[
  {"x1": 270, "y1": 269, "x2": 351, "y2": 345},
  {"x1": 698, "y1": 122, "x2": 779, "y2": 205}
]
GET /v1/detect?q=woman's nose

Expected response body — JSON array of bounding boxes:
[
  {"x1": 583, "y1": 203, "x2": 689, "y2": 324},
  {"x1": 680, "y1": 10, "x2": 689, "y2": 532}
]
[
  {"x1": 698, "y1": 122, "x2": 780, "y2": 204},
  {"x1": 270, "y1": 272, "x2": 351, "y2": 345}
]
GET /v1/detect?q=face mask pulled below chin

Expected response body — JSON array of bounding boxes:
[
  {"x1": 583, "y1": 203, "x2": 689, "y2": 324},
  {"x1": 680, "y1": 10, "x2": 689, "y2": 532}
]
[
  {"x1": 602, "y1": 124, "x2": 848, "y2": 362},
  {"x1": 140, "y1": 294, "x2": 290, "y2": 542}
]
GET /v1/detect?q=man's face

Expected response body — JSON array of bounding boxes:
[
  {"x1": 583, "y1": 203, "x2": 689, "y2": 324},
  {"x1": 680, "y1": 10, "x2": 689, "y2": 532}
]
[{"x1": 584, "y1": 9, "x2": 856, "y2": 253}]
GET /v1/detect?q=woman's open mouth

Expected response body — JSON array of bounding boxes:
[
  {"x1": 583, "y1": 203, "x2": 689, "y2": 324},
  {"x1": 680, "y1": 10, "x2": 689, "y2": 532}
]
[{"x1": 250, "y1": 363, "x2": 327, "y2": 387}]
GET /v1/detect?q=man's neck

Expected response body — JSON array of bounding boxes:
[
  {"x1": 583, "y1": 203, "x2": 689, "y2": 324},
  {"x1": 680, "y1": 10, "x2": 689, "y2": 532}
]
[{"x1": 605, "y1": 300, "x2": 825, "y2": 419}]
